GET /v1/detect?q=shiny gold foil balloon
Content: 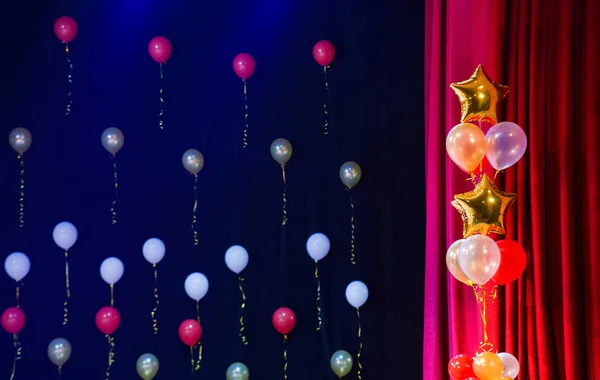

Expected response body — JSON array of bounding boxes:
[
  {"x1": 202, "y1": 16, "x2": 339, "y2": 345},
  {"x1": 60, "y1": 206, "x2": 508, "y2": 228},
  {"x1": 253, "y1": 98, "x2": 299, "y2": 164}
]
[
  {"x1": 339, "y1": 161, "x2": 362, "y2": 189},
  {"x1": 270, "y1": 138, "x2": 292, "y2": 165},
  {"x1": 182, "y1": 149, "x2": 204, "y2": 175},
  {"x1": 101, "y1": 127, "x2": 124, "y2": 156},
  {"x1": 450, "y1": 65, "x2": 510, "y2": 124},
  {"x1": 9, "y1": 127, "x2": 32, "y2": 155},
  {"x1": 136, "y1": 353, "x2": 159, "y2": 380},
  {"x1": 226, "y1": 362, "x2": 249, "y2": 380},
  {"x1": 330, "y1": 350, "x2": 353, "y2": 378},
  {"x1": 451, "y1": 174, "x2": 517, "y2": 237}
]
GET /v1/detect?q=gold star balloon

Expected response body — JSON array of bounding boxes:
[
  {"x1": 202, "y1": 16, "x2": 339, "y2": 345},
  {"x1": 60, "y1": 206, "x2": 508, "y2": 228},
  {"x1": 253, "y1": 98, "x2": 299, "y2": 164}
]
[
  {"x1": 450, "y1": 65, "x2": 510, "y2": 124},
  {"x1": 451, "y1": 174, "x2": 517, "y2": 237}
]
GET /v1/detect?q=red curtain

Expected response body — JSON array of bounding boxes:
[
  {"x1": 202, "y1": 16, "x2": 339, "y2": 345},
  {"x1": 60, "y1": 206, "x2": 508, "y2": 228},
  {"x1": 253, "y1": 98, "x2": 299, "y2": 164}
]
[{"x1": 423, "y1": 1, "x2": 600, "y2": 379}]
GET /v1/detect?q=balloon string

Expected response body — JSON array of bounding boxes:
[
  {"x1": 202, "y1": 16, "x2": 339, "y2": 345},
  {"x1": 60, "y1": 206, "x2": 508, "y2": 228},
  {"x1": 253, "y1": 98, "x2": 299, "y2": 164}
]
[
  {"x1": 238, "y1": 276, "x2": 248, "y2": 345},
  {"x1": 281, "y1": 165, "x2": 288, "y2": 226},
  {"x1": 110, "y1": 284, "x2": 114, "y2": 306},
  {"x1": 158, "y1": 63, "x2": 164, "y2": 129},
  {"x1": 356, "y1": 308, "x2": 363, "y2": 380},
  {"x1": 189, "y1": 346, "x2": 195, "y2": 373},
  {"x1": 323, "y1": 66, "x2": 330, "y2": 135},
  {"x1": 18, "y1": 156, "x2": 25, "y2": 228},
  {"x1": 16, "y1": 285, "x2": 20, "y2": 308},
  {"x1": 192, "y1": 174, "x2": 199, "y2": 246},
  {"x1": 9, "y1": 333, "x2": 22, "y2": 380},
  {"x1": 196, "y1": 300, "x2": 200, "y2": 324},
  {"x1": 283, "y1": 335, "x2": 288, "y2": 380},
  {"x1": 105, "y1": 335, "x2": 115, "y2": 380},
  {"x1": 195, "y1": 343, "x2": 203, "y2": 371},
  {"x1": 151, "y1": 264, "x2": 159, "y2": 334},
  {"x1": 472, "y1": 284, "x2": 498, "y2": 353},
  {"x1": 315, "y1": 262, "x2": 322, "y2": 331},
  {"x1": 63, "y1": 250, "x2": 70, "y2": 326},
  {"x1": 110, "y1": 156, "x2": 118, "y2": 225},
  {"x1": 64, "y1": 44, "x2": 73, "y2": 116},
  {"x1": 242, "y1": 79, "x2": 249, "y2": 148},
  {"x1": 58, "y1": 365, "x2": 62, "y2": 379},
  {"x1": 347, "y1": 188, "x2": 356, "y2": 265}
]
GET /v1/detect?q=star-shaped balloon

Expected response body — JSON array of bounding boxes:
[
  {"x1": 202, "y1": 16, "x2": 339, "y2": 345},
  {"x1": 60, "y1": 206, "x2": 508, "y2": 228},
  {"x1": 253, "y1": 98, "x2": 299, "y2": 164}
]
[
  {"x1": 451, "y1": 174, "x2": 517, "y2": 237},
  {"x1": 450, "y1": 65, "x2": 510, "y2": 124}
]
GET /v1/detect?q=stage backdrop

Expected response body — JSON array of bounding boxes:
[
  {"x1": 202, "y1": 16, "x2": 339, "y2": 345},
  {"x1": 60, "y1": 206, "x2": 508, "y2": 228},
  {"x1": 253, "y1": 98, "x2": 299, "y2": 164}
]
[{"x1": 0, "y1": 0, "x2": 424, "y2": 379}]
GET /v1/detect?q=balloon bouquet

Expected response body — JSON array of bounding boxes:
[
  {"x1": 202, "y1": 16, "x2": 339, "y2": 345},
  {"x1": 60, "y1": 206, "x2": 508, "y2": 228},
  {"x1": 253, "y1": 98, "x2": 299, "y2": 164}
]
[{"x1": 444, "y1": 65, "x2": 527, "y2": 380}]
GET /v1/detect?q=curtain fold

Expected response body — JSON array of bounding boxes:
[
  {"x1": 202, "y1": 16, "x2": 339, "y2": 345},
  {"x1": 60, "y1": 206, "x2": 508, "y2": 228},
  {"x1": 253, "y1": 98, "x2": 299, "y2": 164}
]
[{"x1": 424, "y1": 0, "x2": 600, "y2": 379}]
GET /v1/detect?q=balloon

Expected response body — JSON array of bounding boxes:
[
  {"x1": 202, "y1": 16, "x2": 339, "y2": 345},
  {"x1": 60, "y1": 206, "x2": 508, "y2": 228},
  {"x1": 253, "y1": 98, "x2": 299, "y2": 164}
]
[
  {"x1": 330, "y1": 350, "x2": 353, "y2": 378},
  {"x1": 101, "y1": 127, "x2": 124, "y2": 156},
  {"x1": 497, "y1": 352, "x2": 520, "y2": 379},
  {"x1": 233, "y1": 53, "x2": 255, "y2": 80},
  {"x1": 473, "y1": 352, "x2": 504, "y2": 380},
  {"x1": 4, "y1": 252, "x2": 30, "y2": 282},
  {"x1": 182, "y1": 149, "x2": 204, "y2": 175},
  {"x1": 270, "y1": 138, "x2": 292, "y2": 165},
  {"x1": 446, "y1": 123, "x2": 487, "y2": 173},
  {"x1": 185, "y1": 272, "x2": 209, "y2": 301},
  {"x1": 142, "y1": 238, "x2": 165, "y2": 265},
  {"x1": 485, "y1": 122, "x2": 528, "y2": 171},
  {"x1": 48, "y1": 338, "x2": 72, "y2": 367},
  {"x1": 100, "y1": 257, "x2": 124, "y2": 285},
  {"x1": 457, "y1": 234, "x2": 501, "y2": 285},
  {"x1": 451, "y1": 174, "x2": 517, "y2": 237},
  {"x1": 95, "y1": 306, "x2": 120, "y2": 335},
  {"x1": 136, "y1": 353, "x2": 159, "y2": 380},
  {"x1": 225, "y1": 245, "x2": 249, "y2": 274},
  {"x1": 313, "y1": 40, "x2": 335, "y2": 67},
  {"x1": 54, "y1": 16, "x2": 78, "y2": 43},
  {"x1": 306, "y1": 233, "x2": 330, "y2": 262},
  {"x1": 226, "y1": 362, "x2": 249, "y2": 380},
  {"x1": 345, "y1": 281, "x2": 369, "y2": 308},
  {"x1": 492, "y1": 240, "x2": 526, "y2": 285},
  {"x1": 53, "y1": 222, "x2": 78, "y2": 250},
  {"x1": 9, "y1": 128, "x2": 32, "y2": 155},
  {"x1": 448, "y1": 354, "x2": 476, "y2": 380},
  {"x1": 450, "y1": 64, "x2": 510, "y2": 124},
  {"x1": 148, "y1": 36, "x2": 172, "y2": 63},
  {"x1": 178, "y1": 319, "x2": 202, "y2": 347},
  {"x1": 1, "y1": 307, "x2": 25, "y2": 334},
  {"x1": 272, "y1": 307, "x2": 296, "y2": 335},
  {"x1": 446, "y1": 239, "x2": 472, "y2": 286},
  {"x1": 340, "y1": 161, "x2": 362, "y2": 189}
]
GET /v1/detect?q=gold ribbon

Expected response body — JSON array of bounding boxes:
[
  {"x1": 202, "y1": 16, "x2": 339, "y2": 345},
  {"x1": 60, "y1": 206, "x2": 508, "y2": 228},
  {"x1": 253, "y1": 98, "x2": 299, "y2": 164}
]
[
  {"x1": 472, "y1": 284, "x2": 499, "y2": 353},
  {"x1": 283, "y1": 334, "x2": 289, "y2": 380},
  {"x1": 196, "y1": 300, "x2": 201, "y2": 323},
  {"x1": 195, "y1": 342, "x2": 203, "y2": 371},
  {"x1": 9, "y1": 333, "x2": 22, "y2": 380},
  {"x1": 323, "y1": 66, "x2": 330, "y2": 135},
  {"x1": 16, "y1": 284, "x2": 20, "y2": 308},
  {"x1": 63, "y1": 250, "x2": 70, "y2": 325},
  {"x1": 242, "y1": 79, "x2": 249, "y2": 148},
  {"x1": 158, "y1": 63, "x2": 164, "y2": 129},
  {"x1": 238, "y1": 276, "x2": 248, "y2": 345},
  {"x1": 281, "y1": 164, "x2": 288, "y2": 226},
  {"x1": 105, "y1": 335, "x2": 115, "y2": 380},
  {"x1": 356, "y1": 308, "x2": 363, "y2": 380},
  {"x1": 315, "y1": 262, "x2": 322, "y2": 331},
  {"x1": 151, "y1": 264, "x2": 159, "y2": 334},
  {"x1": 348, "y1": 188, "x2": 356, "y2": 265},
  {"x1": 191, "y1": 174, "x2": 199, "y2": 246},
  {"x1": 64, "y1": 44, "x2": 73, "y2": 116},
  {"x1": 17, "y1": 155, "x2": 25, "y2": 228},
  {"x1": 110, "y1": 157, "x2": 118, "y2": 225},
  {"x1": 110, "y1": 284, "x2": 114, "y2": 306}
]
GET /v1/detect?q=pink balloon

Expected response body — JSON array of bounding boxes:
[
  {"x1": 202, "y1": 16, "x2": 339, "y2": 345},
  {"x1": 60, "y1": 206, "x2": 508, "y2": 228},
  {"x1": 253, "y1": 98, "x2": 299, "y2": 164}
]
[
  {"x1": 446, "y1": 123, "x2": 487, "y2": 173},
  {"x1": 54, "y1": 16, "x2": 78, "y2": 43},
  {"x1": 233, "y1": 53, "x2": 255, "y2": 80},
  {"x1": 1, "y1": 307, "x2": 25, "y2": 334},
  {"x1": 148, "y1": 37, "x2": 172, "y2": 63},
  {"x1": 313, "y1": 40, "x2": 335, "y2": 66}
]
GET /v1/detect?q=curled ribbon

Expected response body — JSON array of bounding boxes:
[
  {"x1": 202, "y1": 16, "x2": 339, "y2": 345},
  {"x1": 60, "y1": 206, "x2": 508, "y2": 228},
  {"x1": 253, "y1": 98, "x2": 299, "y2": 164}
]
[
  {"x1": 315, "y1": 262, "x2": 322, "y2": 331},
  {"x1": 323, "y1": 66, "x2": 330, "y2": 135},
  {"x1": 63, "y1": 250, "x2": 70, "y2": 325},
  {"x1": 9, "y1": 333, "x2": 22, "y2": 380},
  {"x1": 242, "y1": 80, "x2": 249, "y2": 148},
  {"x1": 356, "y1": 308, "x2": 363, "y2": 380},
  {"x1": 18, "y1": 156, "x2": 25, "y2": 228},
  {"x1": 110, "y1": 157, "x2": 118, "y2": 225},
  {"x1": 191, "y1": 174, "x2": 199, "y2": 246},
  {"x1": 283, "y1": 335, "x2": 289, "y2": 380},
  {"x1": 151, "y1": 264, "x2": 159, "y2": 334},
  {"x1": 195, "y1": 342, "x2": 203, "y2": 371},
  {"x1": 238, "y1": 276, "x2": 248, "y2": 345},
  {"x1": 158, "y1": 63, "x2": 164, "y2": 129},
  {"x1": 64, "y1": 44, "x2": 73, "y2": 115},
  {"x1": 281, "y1": 165, "x2": 288, "y2": 226},
  {"x1": 105, "y1": 335, "x2": 115, "y2": 380},
  {"x1": 348, "y1": 188, "x2": 356, "y2": 265},
  {"x1": 472, "y1": 284, "x2": 498, "y2": 353}
]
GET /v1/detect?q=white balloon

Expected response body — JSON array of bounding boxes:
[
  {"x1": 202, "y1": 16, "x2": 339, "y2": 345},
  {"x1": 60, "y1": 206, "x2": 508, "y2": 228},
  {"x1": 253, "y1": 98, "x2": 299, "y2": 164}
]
[
  {"x1": 498, "y1": 352, "x2": 520, "y2": 378},
  {"x1": 52, "y1": 222, "x2": 78, "y2": 250},
  {"x1": 185, "y1": 272, "x2": 209, "y2": 301},
  {"x1": 100, "y1": 257, "x2": 124, "y2": 285},
  {"x1": 306, "y1": 233, "x2": 330, "y2": 262},
  {"x1": 225, "y1": 245, "x2": 248, "y2": 274},
  {"x1": 345, "y1": 281, "x2": 369, "y2": 308},
  {"x1": 458, "y1": 234, "x2": 501, "y2": 285},
  {"x1": 4, "y1": 252, "x2": 30, "y2": 282},
  {"x1": 142, "y1": 238, "x2": 165, "y2": 265}
]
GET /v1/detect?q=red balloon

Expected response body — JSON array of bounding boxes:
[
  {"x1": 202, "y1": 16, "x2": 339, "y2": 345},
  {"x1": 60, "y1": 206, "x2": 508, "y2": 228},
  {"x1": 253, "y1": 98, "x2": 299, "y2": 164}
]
[
  {"x1": 148, "y1": 36, "x2": 172, "y2": 63},
  {"x1": 1, "y1": 307, "x2": 25, "y2": 334},
  {"x1": 178, "y1": 319, "x2": 202, "y2": 346},
  {"x1": 272, "y1": 307, "x2": 296, "y2": 335},
  {"x1": 233, "y1": 53, "x2": 255, "y2": 80},
  {"x1": 448, "y1": 354, "x2": 476, "y2": 380},
  {"x1": 95, "y1": 306, "x2": 120, "y2": 335},
  {"x1": 312, "y1": 40, "x2": 335, "y2": 67},
  {"x1": 54, "y1": 16, "x2": 78, "y2": 43},
  {"x1": 493, "y1": 239, "x2": 527, "y2": 285}
]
